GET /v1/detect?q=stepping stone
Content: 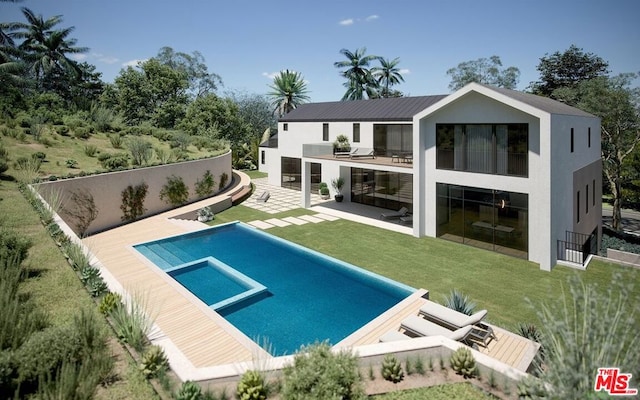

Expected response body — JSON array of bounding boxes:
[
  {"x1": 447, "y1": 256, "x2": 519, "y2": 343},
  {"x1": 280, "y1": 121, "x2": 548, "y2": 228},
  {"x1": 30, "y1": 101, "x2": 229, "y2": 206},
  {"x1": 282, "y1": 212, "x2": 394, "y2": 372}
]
[
  {"x1": 313, "y1": 213, "x2": 340, "y2": 221},
  {"x1": 298, "y1": 215, "x2": 325, "y2": 224},
  {"x1": 265, "y1": 218, "x2": 291, "y2": 227},
  {"x1": 281, "y1": 216, "x2": 309, "y2": 225},
  {"x1": 248, "y1": 220, "x2": 275, "y2": 229}
]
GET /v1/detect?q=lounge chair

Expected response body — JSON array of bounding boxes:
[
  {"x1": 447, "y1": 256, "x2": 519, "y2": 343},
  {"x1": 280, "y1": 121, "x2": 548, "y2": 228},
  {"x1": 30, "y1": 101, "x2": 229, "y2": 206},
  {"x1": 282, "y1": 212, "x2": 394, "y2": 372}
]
[
  {"x1": 350, "y1": 148, "x2": 375, "y2": 159},
  {"x1": 256, "y1": 191, "x2": 270, "y2": 203},
  {"x1": 380, "y1": 207, "x2": 408, "y2": 219},
  {"x1": 379, "y1": 330, "x2": 412, "y2": 342},
  {"x1": 400, "y1": 315, "x2": 473, "y2": 342},
  {"x1": 334, "y1": 148, "x2": 356, "y2": 158},
  {"x1": 419, "y1": 300, "x2": 487, "y2": 330},
  {"x1": 400, "y1": 215, "x2": 413, "y2": 224}
]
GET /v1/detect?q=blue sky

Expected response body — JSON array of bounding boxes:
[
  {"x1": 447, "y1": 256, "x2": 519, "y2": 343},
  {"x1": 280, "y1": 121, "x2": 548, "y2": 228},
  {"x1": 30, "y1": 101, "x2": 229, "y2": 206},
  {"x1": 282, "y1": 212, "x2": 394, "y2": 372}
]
[{"x1": 3, "y1": 0, "x2": 639, "y2": 102}]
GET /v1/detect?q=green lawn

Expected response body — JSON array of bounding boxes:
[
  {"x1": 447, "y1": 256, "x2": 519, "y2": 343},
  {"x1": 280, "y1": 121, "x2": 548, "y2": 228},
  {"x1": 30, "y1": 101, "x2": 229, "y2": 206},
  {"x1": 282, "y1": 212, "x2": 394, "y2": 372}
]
[
  {"x1": 213, "y1": 204, "x2": 640, "y2": 329},
  {"x1": 372, "y1": 383, "x2": 496, "y2": 399}
]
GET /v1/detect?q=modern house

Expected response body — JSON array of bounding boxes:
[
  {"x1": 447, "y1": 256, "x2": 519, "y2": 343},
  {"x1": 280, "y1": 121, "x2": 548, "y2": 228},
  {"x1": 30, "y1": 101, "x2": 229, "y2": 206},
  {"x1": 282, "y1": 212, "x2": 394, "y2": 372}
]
[{"x1": 259, "y1": 83, "x2": 602, "y2": 271}]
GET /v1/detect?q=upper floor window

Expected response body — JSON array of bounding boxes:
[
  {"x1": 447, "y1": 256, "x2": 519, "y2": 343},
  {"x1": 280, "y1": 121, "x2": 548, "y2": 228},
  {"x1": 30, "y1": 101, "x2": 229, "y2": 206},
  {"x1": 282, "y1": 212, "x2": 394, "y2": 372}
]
[
  {"x1": 588, "y1": 127, "x2": 591, "y2": 148},
  {"x1": 322, "y1": 123, "x2": 329, "y2": 141},
  {"x1": 353, "y1": 123, "x2": 360, "y2": 143},
  {"x1": 436, "y1": 124, "x2": 528, "y2": 177},
  {"x1": 283, "y1": 123, "x2": 288, "y2": 131},
  {"x1": 571, "y1": 128, "x2": 574, "y2": 153}
]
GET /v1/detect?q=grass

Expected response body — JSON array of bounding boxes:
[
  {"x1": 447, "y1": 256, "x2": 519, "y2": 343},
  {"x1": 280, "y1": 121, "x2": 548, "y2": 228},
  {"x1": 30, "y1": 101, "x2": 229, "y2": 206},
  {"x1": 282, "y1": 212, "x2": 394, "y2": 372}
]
[
  {"x1": 372, "y1": 383, "x2": 495, "y2": 399},
  {"x1": 211, "y1": 204, "x2": 640, "y2": 329},
  {"x1": 0, "y1": 179, "x2": 159, "y2": 399}
]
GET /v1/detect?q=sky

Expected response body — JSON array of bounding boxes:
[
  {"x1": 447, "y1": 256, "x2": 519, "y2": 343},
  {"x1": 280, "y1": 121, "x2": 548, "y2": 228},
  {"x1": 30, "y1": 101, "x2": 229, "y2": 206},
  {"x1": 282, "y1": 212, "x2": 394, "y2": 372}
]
[{"x1": 3, "y1": 0, "x2": 640, "y2": 103}]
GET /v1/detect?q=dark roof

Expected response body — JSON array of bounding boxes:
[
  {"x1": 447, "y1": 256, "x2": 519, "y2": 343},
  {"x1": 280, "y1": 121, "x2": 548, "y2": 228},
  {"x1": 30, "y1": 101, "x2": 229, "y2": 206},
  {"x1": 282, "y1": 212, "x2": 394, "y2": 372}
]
[
  {"x1": 476, "y1": 84, "x2": 596, "y2": 117},
  {"x1": 279, "y1": 95, "x2": 448, "y2": 122}
]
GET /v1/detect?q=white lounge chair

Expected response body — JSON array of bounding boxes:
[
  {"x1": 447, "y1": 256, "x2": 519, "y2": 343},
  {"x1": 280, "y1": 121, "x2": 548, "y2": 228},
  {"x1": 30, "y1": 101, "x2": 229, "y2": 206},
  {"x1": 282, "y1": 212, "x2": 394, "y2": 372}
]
[
  {"x1": 350, "y1": 148, "x2": 375, "y2": 159},
  {"x1": 400, "y1": 315, "x2": 473, "y2": 342},
  {"x1": 419, "y1": 300, "x2": 487, "y2": 330},
  {"x1": 380, "y1": 207, "x2": 408, "y2": 219},
  {"x1": 334, "y1": 148, "x2": 356, "y2": 158},
  {"x1": 379, "y1": 330, "x2": 412, "y2": 342}
]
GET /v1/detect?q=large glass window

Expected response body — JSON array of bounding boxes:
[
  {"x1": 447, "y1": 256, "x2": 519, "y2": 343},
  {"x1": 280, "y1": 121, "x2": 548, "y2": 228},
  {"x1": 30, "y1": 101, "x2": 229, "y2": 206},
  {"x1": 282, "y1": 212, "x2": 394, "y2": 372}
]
[
  {"x1": 281, "y1": 158, "x2": 321, "y2": 192},
  {"x1": 436, "y1": 124, "x2": 528, "y2": 177},
  {"x1": 436, "y1": 183, "x2": 528, "y2": 258},
  {"x1": 350, "y1": 168, "x2": 412, "y2": 211},
  {"x1": 373, "y1": 124, "x2": 412, "y2": 156}
]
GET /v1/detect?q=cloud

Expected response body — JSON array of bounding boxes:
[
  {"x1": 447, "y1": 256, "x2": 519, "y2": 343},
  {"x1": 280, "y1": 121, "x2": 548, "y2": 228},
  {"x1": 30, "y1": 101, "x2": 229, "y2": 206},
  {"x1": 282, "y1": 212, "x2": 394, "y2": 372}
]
[
  {"x1": 92, "y1": 53, "x2": 119, "y2": 64},
  {"x1": 262, "y1": 71, "x2": 278, "y2": 80},
  {"x1": 399, "y1": 68, "x2": 411, "y2": 74},
  {"x1": 339, "y1": 18, "x2": 354, "y2": 26},
  {"x1": 71, "y1": 54, "x2": 87, "y2": 61},
  {"x1": 122, "y1": 59, "x2": 147, "y2": 68},
  {"x1": 365, "y1": 15, "x2": 379, "y2": 22}
]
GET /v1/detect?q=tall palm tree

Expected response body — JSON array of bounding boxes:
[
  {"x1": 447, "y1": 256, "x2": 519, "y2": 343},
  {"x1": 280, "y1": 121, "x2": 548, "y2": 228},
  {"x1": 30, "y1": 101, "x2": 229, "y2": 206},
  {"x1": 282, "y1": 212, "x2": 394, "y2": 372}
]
[
  {"x1": 334, "y1": 47, "x2": 380, "y2": 101},
  {"x1": 267, "y1": 69, "x2": 310, "y2": 117},
  {"x1": 15, "y1": 7, "x2": 87, "y2": 84},
  {"x1": 372, "y1": 57, "x2": 405, "y2": 98}
]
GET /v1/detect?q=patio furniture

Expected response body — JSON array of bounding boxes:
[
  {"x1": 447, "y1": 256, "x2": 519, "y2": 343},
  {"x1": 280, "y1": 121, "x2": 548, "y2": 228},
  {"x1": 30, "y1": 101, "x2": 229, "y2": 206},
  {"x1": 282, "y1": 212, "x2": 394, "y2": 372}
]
[
  {"x1": 400, "y1": 315, "x2": 474, "y2": 342},
  {"x1": 402, "y1": 153, "x2": 413, "y2": 163},
  {"x1": 350, "y1": 148, "x2": 376, "y2": 159},
  {"x1": 380, "y1": 207, "x2": 409, "y2": 219},
  {"x1": 379, "y1": 330, "x2": 412, "y2": 342},
  {"x1": 335, "y1": 148, "x2": 356, "y2": 158},
  {"x1": 419, "y1": 299, "x2": 487, "y2": 330},
  {"x1": 256, "y1": 191, "x2": 270, "y2": 203},
  {"x1": 400, "y1": 215, "x2": 413, "y2": 224}
]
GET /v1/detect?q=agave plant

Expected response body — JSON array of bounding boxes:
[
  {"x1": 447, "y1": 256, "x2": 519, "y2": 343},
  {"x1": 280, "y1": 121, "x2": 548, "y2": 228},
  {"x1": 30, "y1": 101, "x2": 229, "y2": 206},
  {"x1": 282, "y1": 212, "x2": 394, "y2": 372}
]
[
  {"x1": 236, "y1": 370, "x2": 267, "y2": 400},
  {"x1": 381, "y1": 354, "x2": 404, "y2": 384},
  {"x1": 450, "y1": 347, "x2": 477, "y2": 378},
  {"x1": 443, "y1": 289, "x2": 477, "y2": 316},
  {"x1": 140, "y1": 345, "x2": 169, "y2": 379}
]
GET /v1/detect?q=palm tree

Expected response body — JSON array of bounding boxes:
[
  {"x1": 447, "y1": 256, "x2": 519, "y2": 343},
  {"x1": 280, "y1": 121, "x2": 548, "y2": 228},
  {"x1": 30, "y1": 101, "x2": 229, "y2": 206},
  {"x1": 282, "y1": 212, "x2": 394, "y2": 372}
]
[
  {"x1": 372, "y1": 57, "x2": 405, "y2": 98},
  {"x1": 334, "y1": 47, "x2": 380, "y2": 101},
  {"x1": 267, "y1": 69, "x2": 310, "y2": 117},
  {"x1": 15, "y1": 7, "x2": 87, "y2": 84}
]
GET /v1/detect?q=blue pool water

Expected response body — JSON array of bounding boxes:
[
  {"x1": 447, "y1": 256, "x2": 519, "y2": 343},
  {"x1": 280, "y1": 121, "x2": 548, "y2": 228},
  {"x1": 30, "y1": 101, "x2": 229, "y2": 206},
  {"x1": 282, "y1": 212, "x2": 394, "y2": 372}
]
[{"x1": 134, "y1": 222, "x2": 414, "y2": 355}]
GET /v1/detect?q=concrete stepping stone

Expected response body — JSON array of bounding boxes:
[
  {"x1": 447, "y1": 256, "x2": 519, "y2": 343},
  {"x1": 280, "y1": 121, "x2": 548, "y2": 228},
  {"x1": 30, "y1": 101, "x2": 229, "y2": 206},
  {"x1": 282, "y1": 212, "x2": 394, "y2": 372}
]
[
  {"x1": 281, "y1": 216, "x2": 309, "y2": 225},
  {"x1": 264, "y1": 218, "x2": 291, "y2": 227},
  {"x1": 313, "y1": 213, "x2": 340, "y2": 221},
  {"x1": 297, "y1": 215, "x2": 325, "y2": 224},
  {"x1": 248, "y1": 220, "x2": 275, "y2": 229}
]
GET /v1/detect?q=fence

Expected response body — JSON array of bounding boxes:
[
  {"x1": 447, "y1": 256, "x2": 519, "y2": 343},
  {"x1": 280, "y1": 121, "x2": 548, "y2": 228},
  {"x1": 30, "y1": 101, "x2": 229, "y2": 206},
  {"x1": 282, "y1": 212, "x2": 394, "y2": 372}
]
[{"x1": 557, "y1": 229, "x2": 598, "y2": 265}]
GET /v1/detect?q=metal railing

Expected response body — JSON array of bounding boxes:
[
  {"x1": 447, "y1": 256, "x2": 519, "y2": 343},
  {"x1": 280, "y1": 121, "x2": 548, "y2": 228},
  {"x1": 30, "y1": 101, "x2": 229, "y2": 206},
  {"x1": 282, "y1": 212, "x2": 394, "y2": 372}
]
[{"x1": 557, "y1": 230, "x2": 597, "y2": 265}]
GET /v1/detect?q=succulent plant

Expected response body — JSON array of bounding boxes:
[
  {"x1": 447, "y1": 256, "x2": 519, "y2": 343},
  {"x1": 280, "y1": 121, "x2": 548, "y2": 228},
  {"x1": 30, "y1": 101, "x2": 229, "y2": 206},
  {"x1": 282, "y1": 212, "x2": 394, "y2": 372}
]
[
  {"x1": 139, "y1": 345, "x2": 168, "y2": 379},
  {"x1": 99, "y1": 292, "x2": 123, "y2": 315},
  {"x1": 236, "y1": 370, "x2": 267, "y2": 400},
  {"x1": 176, "y1": 380, "x2": 203, "y2": 400},
  {"x1": 381, "y1": 354, "x2": 404, "y2": 383},
  {"x1": 450, "y1": 347, "x2": 477, "y2": 378}
]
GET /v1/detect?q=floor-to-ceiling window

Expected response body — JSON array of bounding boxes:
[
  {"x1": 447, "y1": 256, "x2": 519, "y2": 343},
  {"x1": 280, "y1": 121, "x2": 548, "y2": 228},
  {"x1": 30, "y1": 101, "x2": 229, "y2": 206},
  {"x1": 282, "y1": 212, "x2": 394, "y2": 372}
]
[
  {"x1": 281, "y1": 157, "x2": 321, "y2": 192},
  {"x1": 436, "y1": 124, "x2": 528, "y2": 177},
  {"x1": 436, "y1": 183, "x2": 528, "y2": 258},
  {"x1": 373, "y1": 124, "x2": 412, "y2": 157},
  {"x1": 351, "y1": 168, "x2": 412, "y2": 211}
]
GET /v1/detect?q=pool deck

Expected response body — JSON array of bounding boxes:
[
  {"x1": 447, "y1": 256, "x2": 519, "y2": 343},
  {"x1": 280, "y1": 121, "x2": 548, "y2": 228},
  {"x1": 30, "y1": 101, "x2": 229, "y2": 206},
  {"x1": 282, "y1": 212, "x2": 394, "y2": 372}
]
[{"x1": 82, "y1": 175, "x2": 538, "y2": 380}]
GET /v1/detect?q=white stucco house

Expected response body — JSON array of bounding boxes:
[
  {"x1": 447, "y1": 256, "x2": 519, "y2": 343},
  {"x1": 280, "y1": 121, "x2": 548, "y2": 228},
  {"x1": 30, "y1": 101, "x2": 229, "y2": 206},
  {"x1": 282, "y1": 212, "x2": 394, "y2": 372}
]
[{"x1": 259, "y1": 83, "x2": 602, "y2": 271}]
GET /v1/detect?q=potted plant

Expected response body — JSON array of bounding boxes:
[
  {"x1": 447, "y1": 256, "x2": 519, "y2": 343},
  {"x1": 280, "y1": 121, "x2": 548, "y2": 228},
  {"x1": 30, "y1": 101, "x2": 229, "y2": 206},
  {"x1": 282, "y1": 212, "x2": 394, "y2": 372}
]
[
  {"x1": 196, "y1": 206, "x2": 214, "y2": 222},
  {"x1": 331, "y1": 177, "x2": 345, "y2": 202},
  {"x1": 333, "y1": 134, "x2": 350, "y2": 154},
  {"x1": 318, "y1": 182, "x2": 330, "y2": 200}
]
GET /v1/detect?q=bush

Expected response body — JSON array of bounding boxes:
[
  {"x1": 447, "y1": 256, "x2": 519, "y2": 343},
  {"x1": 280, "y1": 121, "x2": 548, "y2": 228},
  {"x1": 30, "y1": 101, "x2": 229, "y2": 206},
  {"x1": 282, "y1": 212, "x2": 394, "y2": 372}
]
[
  {"x1": 169, "y1": 131, "x2": 191, "y2": 151},
  {"x1": 160, "y1": 175, "x2": 189, "y2": 206},
  {"x1": 381, "y1": 354, "x2": 404, "y2": 383},
  {"x1": 109, "y1": 134, "x2": 123, "y2": 149},
  {"x1": 65, "y1": 159, "x2": 78, "y2": 168},
  {"x1": 139, "y1": 345, "x2": 168, "y2": 379},
  {"x1": 195, "y1": 170, "x2": 215, "y2": 198},
  {"x1": 281, "y1": 342, "x2": 365, "y2": 400},
  {"x1": 176, "y1": 380, "x2": 203, "y2": 400},
  {"x1": 98, "y1": 153, "x2": 129, "y2": 170},
  {"x1": 236, "y1": 370, "x2": 267, "y2": 400},
  {"x1": 601, "y1": 233, "x2": 640, "y2": 255},
  {"x1": 83, "y1": 144, "x2": 98, "y2": 157},
  {"x1": 109, "y1": 295, "x2": 153, "y2": 352},
  {"x1": 450, "y1": 347, "x2": 477, "y2": 378},
  {"x1": 99, "y1": 292, "x2": 122, "y2": 316},
  {"x1": 73, "y1": 126, "x2": 92, "y2": 139},
  {"x1": 0, "y1": 228, "x2": 32, "y2": 266}
]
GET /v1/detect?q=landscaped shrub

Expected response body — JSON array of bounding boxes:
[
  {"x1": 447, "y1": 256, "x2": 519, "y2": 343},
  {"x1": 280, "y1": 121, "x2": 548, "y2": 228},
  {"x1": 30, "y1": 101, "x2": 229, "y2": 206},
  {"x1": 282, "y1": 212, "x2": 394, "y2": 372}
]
[
  {"x1": 219, "y1": 172, "x2": 229, "y2": 190},
  {"x1": 176, "y1": 380, "x2": 203, "y2": 400},
  {"x1": 109, "y1": 134, "x2": 123, "y2": 149},
  {"x1": 281, "y1": 342, "x2": 365, "y2": 400},
  {"x1": 381, "y1": 354, "x2": 404, "y2": 383},
  {"x1": 195, "y1": 170, "x2": 215, "y2": 198},
  {"x1": 600, "y1": 233, "x2": 640, "y2": 255},
  {"x1": 98, "y1": 152, "x2": 129, "y2": 170},
  {"x1": 450, "y1": 347, "x2": 477, "y2": 378},
  {"x1": 139, "y1": 345, "x2": 168, "y2": 379},
  {"x1": 65, "y1": 159, "x2": 78, "y2": 168},
  {"x1": 83, "y1": 144, "x2": 98, "y2": 157},
  {"x1": 169, "y1": 131, "x2": 191, "y2": 151},
  {"x1": 99, "y1": 292, "x2": 122, "y2": 316},
  {"x1": 443, "y1": 289, "x2": 476, "y2": 315},
  {"x1": 127, "y1": 136, "x2": 154, "y2": 166},
  {"x1": 160, "y1": 175, "x2": 189, "y2": 206},
  {"x1": 64, "y1": 242, "x2": 89, "y2": 271},
  {"x1": 0, "y1": 228, "x2": 32, "y2": 267},
  {"x1": 236, "y1": 370, "x2": 267, "y2": 400},
  {"x1": 121, "y1": 183, "x2": 148, "y2": 222},
  {"x1": 155, "y1": 147, "x2": 172, "y2": 164},
  {"x1": 108, "y1": 295, "x2": 153, "y2": 352}
]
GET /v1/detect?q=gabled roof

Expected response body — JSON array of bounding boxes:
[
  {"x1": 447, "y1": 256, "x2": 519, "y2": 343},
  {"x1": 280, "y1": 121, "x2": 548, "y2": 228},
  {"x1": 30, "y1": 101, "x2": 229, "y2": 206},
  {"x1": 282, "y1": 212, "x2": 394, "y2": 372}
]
[
  {"x1": 473, "y1": 83, "x2": 595, "y2": 117},
  {"x1": 279, "y1": 95, "x2": 448, "y2": 122}
]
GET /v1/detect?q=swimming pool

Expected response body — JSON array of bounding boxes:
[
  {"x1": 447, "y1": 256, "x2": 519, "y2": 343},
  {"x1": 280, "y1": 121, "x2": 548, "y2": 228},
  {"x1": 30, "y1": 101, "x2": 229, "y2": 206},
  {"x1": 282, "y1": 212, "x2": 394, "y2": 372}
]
[{"x1": 134, "y1": 222, "x2": 415, "y2": 355}]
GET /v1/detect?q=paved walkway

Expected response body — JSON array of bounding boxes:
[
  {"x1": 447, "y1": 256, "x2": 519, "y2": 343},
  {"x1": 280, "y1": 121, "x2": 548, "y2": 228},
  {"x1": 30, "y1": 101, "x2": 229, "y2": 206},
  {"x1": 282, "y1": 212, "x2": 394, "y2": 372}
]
[{"x1": 243, "y1": 178, "x2": 330, "y2": 214}]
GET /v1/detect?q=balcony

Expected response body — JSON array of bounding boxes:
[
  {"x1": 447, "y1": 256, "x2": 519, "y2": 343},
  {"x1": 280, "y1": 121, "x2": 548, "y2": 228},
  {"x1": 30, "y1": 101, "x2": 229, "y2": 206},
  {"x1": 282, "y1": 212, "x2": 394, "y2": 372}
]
[{"x1": 303, "y1": 143, "x2": 414, "y2": 169}]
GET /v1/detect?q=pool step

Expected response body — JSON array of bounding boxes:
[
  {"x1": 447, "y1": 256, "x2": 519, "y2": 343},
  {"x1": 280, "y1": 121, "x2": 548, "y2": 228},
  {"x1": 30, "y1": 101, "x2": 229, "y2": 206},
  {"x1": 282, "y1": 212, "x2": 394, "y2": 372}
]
[
  {"x1": 161, "y1": 242, "x2": 193, "y2": 263},
  {"x1": 141, "y1": 243, "x2": 184, "y2": 269}
]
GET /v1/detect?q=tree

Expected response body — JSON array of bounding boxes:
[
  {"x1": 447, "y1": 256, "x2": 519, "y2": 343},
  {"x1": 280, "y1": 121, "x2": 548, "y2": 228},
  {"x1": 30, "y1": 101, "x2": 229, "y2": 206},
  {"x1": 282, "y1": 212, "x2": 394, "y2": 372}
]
[
  {"x1": 334, "y1": 47, "x2": 380, "y2": 100},
  {"x1": 155, "y1": 46, "x2": 222, "y2": 98},
  {"x1": 446, "y1": 55, "x2": 519, "y2": 91},
  {"x1": 112, "y1": 58, "x2": 188, "y2": 127},
  {"x1": 178, "y1": 93, "x2": 248, "y2": 144},
  {"x1": 554, "y1": 74, "x2": 640, "y2": 231},
  {"x1": 267, "y1": 69, "x2": 310, "y2": 117},
  {"x1": 372, "y1": 57, "x2": 404, "y2": 98},
  {"x1": 529, "y1": 44, "x2": 609, "y2": 97},
  {"x1": 15, "y1": 7, "x2": 88, "y2": 88}
]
